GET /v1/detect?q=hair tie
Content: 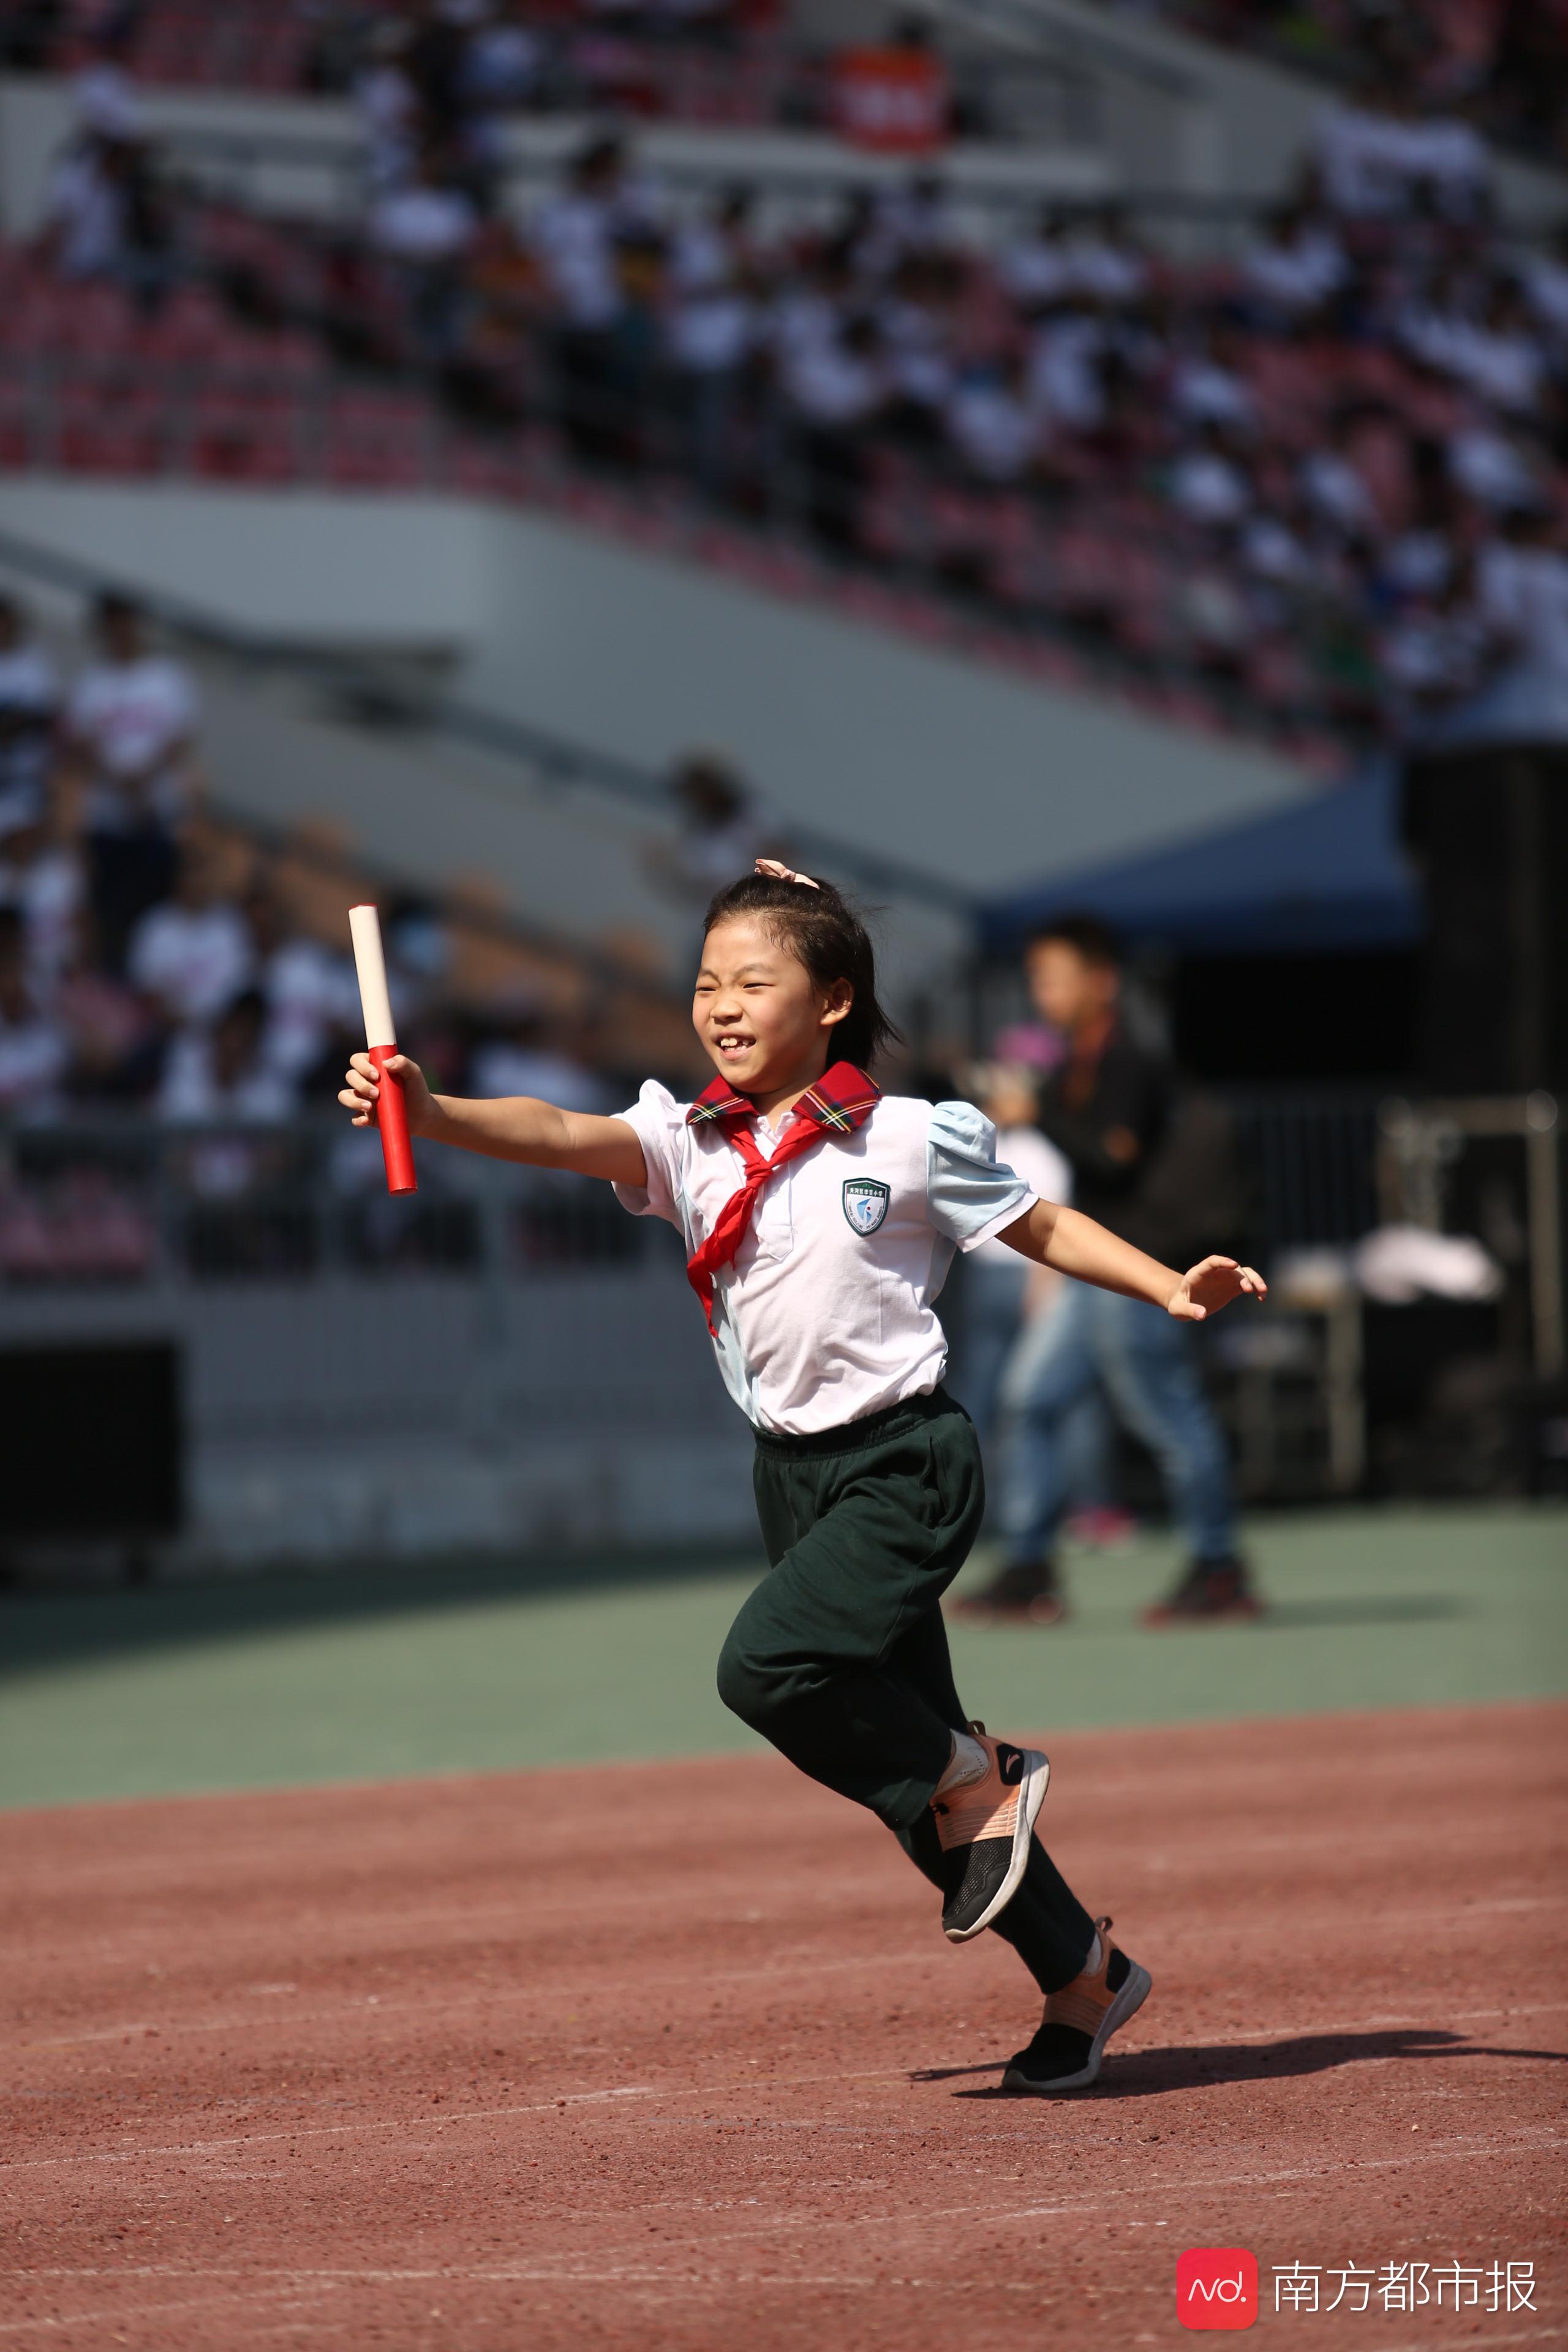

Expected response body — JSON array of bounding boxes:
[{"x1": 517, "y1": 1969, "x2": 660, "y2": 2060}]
[{"x1": 755, "y1": 858, "x2": 820, "y2": 891}]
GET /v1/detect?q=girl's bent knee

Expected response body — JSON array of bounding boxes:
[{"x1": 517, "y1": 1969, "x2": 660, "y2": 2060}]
[{"x1": 715, "y1": 1632, "x2": 772, "y2": 1730}]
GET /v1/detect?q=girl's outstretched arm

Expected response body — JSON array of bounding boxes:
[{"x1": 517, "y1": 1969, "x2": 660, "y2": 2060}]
[
  {"x1": 997, "y1": 1197, "x2": 1266, "y2": 1321},
  {"x1": 339, "y1": 1050, "x2": 647, "y2": 1185}
]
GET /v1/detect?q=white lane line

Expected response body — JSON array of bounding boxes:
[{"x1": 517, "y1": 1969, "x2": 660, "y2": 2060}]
[
  {"x1": 10, "y1": 1949, "x2": 948, "y2": 2052},
  {"x1": 7, "y1": 2267, "x2": 910, "y2": 2286},
  {"x1": 0, "y1": 2285, "x2": 334, "y2": 2340},
  {"x1": 10, "y1": 1947, "x2": 1567, "y2": 2063},
  {"x1": 643, "y1": 2127, "x2": 1568, "y2": 2253},
  {"x1": 0, "y1": 2071, "x2": 897, "y2": 2173},
  {"x1": 4, "y1": 2004, "x2": 1563, "y2": 2177},
  {"x1": 9, "y1": 1983, "x2": 1564, "y2": 2092},
  {"x1": 7, "y1": 1853, "x2": 1558, "y2": 1975}
]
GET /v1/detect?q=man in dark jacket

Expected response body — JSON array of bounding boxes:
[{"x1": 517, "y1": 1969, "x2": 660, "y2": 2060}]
[{"x1": 958, "y1": 914, "x2": 1264, "y2": 1626}]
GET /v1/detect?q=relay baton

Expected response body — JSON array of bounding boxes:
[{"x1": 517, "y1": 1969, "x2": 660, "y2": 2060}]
[{"x1": 349, "y1": 903, "x2": 418, "y2": 1196}]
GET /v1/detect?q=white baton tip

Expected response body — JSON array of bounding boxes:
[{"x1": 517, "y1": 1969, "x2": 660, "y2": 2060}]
[{"x1": 349, "y1": 903, "x2": 397, "y2": 1050}]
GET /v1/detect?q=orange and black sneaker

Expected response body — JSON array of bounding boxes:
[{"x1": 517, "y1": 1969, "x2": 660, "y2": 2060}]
[
  {"x1": 932, "y1": 1725, "x2": 1050, "y2": 1943},
  {"x1": 1001, "y1": 1915, "x2": 1152, "y2": 2094}
]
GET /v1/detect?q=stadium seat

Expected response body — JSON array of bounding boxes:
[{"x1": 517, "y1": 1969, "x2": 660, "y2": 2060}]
[
  {"x1": 189, "y1": 389, "x2": 301, "y2": 482},
  {"x1": 326, "y1": 394, "x2": 432, "y2": 488}
]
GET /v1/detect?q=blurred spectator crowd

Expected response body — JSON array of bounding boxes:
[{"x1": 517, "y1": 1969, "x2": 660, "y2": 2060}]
[
  {"x1": 4, "y1": 9, "x2": 1563, "y2": 761},
  {"x1": 0, "y1": 587, "x2": 620, "y2": 1135},
  {"x1": 0, "y1": 0, "x2": 811, "y2": 130},
  {"x1": 5, "y1": 2, "x2": 1561, "y2": 160}
]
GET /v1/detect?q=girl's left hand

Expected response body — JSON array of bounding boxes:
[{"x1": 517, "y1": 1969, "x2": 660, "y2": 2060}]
[{"x1": 1168, "y1": 1255, "x2": 1268, "y2": 1321}]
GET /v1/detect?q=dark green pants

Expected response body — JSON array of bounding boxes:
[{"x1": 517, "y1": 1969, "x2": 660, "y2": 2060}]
[{"x1": 717, "y1": 1388, "x2": 1095, "y2": 1993}]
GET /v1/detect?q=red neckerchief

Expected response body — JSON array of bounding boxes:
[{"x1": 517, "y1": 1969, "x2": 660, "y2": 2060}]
[{"x1": 684, "y1": 1061, "x2": 881, "y2": 1333}]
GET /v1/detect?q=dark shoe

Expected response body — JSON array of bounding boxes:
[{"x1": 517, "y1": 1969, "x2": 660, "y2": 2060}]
[
  {"x1": 932, "y1": 1726, "x2": 1050, "y2": 1943},
  {"x1": 1142, "y1": 1557, "x2": 1265, "y2": 1627},
  {"x1": 1001, "y1": 1916, "x2": 1152, "y2": 2095},
  {"x1": 949, "y1": 1559, "x2": 1067, "y2": 1625}
]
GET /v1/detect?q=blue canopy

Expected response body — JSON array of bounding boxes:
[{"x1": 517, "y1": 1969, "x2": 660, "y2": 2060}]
[{"x1": 979, "y1": 763, "x2": 1422, "y2": 957}]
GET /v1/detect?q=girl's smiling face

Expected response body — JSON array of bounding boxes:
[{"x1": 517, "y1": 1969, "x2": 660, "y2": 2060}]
[{"x1": 693, "y1": 916, "x2": 851, "y2": 1102}]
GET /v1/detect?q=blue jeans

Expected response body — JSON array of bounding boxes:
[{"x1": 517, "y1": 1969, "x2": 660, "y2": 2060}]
[
  {"x1": 949, "y1": 1259, "x2": 1114, "y2": 1506},
  {"x1": 1000, "y1": 1281, "x2": 1235, "y2": 1564}
]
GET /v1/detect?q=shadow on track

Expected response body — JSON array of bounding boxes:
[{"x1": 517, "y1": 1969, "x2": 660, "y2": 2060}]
[
  {"x1": 1245, "y1": 1597, "x2": 1464, "y2": 1629},
  {"x1": 920, "y1": 2026, "x2": 1568, "y2": 2098}
]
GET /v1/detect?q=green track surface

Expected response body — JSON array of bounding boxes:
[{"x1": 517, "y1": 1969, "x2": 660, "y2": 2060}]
[{"x1": 1, "y1": 1508, "x2": 1564, "y2": 1812}]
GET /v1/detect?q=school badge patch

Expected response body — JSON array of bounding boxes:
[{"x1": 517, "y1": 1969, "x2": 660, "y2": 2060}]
[{"x1": 842, "y1": 1177, "x2": 890, "y2": 1235}]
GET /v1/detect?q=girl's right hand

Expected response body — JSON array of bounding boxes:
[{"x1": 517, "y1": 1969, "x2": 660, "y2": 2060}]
[{"x1": 338, "y1": 1050, "x2": 436, "y2": 1136}]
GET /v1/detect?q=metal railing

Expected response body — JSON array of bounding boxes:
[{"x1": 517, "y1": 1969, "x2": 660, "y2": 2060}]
[
  {"x1": 1378, "y1": 1093, "x2": 1563, "y2": 1378},
  {"x1": 0, "y1": 1115, "x2": 684, "y2": 1291},
  {"x1": 1229, "y1": 1086, "x2": 1384, "y2": 1259},
  {"x1": 0, "y1": 1093, "x2": 1379, "y2": 1294}
]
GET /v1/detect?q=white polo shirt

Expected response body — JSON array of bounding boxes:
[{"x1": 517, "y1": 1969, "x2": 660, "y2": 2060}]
[{"x1": 614, "y1": 1085, "x2": 1038, "y2": 1436}]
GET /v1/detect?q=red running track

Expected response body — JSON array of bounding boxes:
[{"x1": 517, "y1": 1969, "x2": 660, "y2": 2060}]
[{"x1": 2, "y1": 1702, "x2": 1564, "y2": 2349}]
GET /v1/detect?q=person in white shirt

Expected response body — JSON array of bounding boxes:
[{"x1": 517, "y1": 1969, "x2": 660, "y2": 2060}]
[
  {"x1": 1315, "y1": 96, "x2": 1488, "y2": 223},
  {"x1": 127, "y1": 847, "x2": 253, "y2": 1030},
  {"x1": 66, "y1": 592, "x2": 199, "y2": 972},
  {"x1": 1169, "y1": 326, "x2": 1257, "y2": 437},
  {"x1": 1242, "y1": 202, "x2": 1347, "y2": 325},
  {"x1": 1299, "y1": 419, "x2": 1379, "y2": 545},
  {"x1": 1169, "y1": 427, "x2": 1253, "y2": 530},
  {"x1": 341, "y1": 859, "x2": 1264, "y2": 2095},
  {"x1": 944, "y1": 355, "x2": 1043, "y2": 485},
  {"x1": 42, "y1": 133, "x2": 126, "y2": 281},
  {"x1": 998, "y1": 205, "x2": 1074, "y2": 314},
  {"x1": 246, "y1": 886, "x2": 360, "y2": 1086},
  {"x1": 665, "y1": 191, "x2": 760, "y2": 494},
  {"x1": 469, "y1": 1006, "x2": 609, "y2": 1113},
  {"x1": 0, "y1": 908, "x2": 68, "y2": 1117},
  {"x1": 0, "y1": 820, "x2": 82, "y2": 993},
  {"x1": 371, "y1": 151, "x2": 479, "y2": 365},
  {"x1": 355, "y1": 20, "x2": 421, "y2": 194},
  {"x1": 1062, "y1": 204, "x2": 1149, "y2": 307},
  {"x1": 644, "y1": 750, "x2": 789, "y2": 906},
  {"x1": 1027, "y1": 308, "x2": 1107, "y2": 435},
  {"x1": 0, "y1": 597, "x2": 61, "y2": 845},
  {"x1": 1476, "y1": 508, "x2": 1568, "y2": 675},
  {"x1": 159, "y1": 989, "x2": 295, "y2": 1125},
  {"x1": 783, "y1": 314, "x2": 885, "y2": 549}
]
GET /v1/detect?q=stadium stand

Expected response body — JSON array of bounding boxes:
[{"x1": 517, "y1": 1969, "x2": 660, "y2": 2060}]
[
  {"x1": 0, "y1": 567, "x2": 698, "y2": 1149},
  {"x1": 4, "y1": 66, "x2": 1564, "y2": 764},
  {"x1": 6, "y1": 1, "x2": 852, "y2": 131}
]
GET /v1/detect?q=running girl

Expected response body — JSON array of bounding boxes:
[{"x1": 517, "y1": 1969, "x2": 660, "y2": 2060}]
[{"x1": 339, "y1": 863, "x2": 1266, "y2": 2094}]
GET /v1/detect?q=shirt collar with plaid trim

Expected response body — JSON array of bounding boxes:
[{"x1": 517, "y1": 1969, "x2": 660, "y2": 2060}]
[{"x1": 686, "y1": 1061, "x2": 881, "y2": 1136}]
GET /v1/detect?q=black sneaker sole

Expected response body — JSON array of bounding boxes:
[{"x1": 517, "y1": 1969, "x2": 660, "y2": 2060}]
[
  {"x1": 941, "y1": 1747, "x2": 1050, "y2": 1945},
  {"x1": 1001, "y1": 1958, "x2": 1153, "y2": 2094}
]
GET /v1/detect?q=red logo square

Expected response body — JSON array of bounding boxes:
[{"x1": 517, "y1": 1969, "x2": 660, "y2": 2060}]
[{"x1": 1177, "y1": 2248, "x2": 1259, "y2": 2330}]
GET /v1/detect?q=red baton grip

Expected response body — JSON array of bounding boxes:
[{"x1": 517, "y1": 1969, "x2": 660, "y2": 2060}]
[{"x1": 369, "y1": 1043, "x2": 418, "y2": 1194}]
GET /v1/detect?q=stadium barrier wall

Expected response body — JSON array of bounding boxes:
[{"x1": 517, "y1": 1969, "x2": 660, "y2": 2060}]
[{"x1": 0, "y1": 1129, "x2": 755, "y2": 1570}]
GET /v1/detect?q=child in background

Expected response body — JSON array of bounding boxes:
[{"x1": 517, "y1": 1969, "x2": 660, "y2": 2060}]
[{"x1": 341, "y1": 862, "x2": 1266, "y2": 2093}]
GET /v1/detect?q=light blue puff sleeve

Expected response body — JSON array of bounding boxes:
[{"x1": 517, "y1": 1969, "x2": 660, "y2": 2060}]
[{"x1": 926, "y1": 1100, "x2": 1038, "y2": 1252}]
